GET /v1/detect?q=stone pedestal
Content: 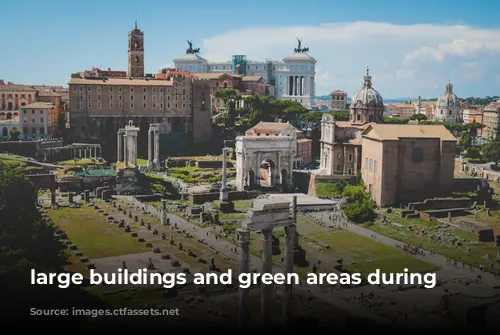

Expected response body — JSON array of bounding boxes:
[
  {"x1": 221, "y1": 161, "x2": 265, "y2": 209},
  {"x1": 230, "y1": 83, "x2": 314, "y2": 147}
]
[
  {"x1": 161, "y1": 199, "x2": 168, "y2": 225},
  {"x1": 217, "y1": 200, "x2": 235, "y2": 213},
  {"x1": 68, "y1": 192, "x2": 73, "y2": 203},
  {"x1": 50, "y1": 190, "x2": 57, "y2": 206},
  {"x1": 114, "y1": 168, "x2": 147, "y2": 195},
  {"x1": 83, "y1": 190, "x2": 90, "y2": 202}
]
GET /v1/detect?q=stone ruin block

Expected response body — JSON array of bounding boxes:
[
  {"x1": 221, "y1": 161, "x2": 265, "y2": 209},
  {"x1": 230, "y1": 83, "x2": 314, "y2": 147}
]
[
  {"x1": 80, "y1": 257, "x2": 89, "y2": 263},
  {"x1": 86, "y1": 263, "x2": 96, "y2": 270},
  {"x1": 137, "y1": 237, "x2": 145, "y2": 242},
  {"x1": 145, "y1": 242, "x2": 153, "y2": 248},
  {"x1": 161, "y1": 254, "x2": 171, "y2": 260},
  {"x1": 131, "y1": 232, "x2": 138, "y2": 237},
  {"x1": 69, "y1": 244, "x2": 78, "y2": 250},
  {"x1": 73, "y1": 251, "x2": 83, "y2": 257},
  {"x1": 153, "y1": 247, "x2": 161, "y2": 253},
  {"x1": 477, "y1": 229, "x2": 495, "y2": 243},
  {"x1": 187, "y1": 206, "x2": 202, "y2": 216}
]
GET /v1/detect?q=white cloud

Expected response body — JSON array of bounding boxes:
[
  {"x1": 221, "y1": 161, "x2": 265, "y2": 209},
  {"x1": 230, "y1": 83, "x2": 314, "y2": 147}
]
[
  {"x1": 198, "y1": 21, "x2": 500, "y2": 98},
  {"x1": 396, "y1": 69, "x2": 414, "y2": 79},
  {"x1": 453, "y1": 61, "x2": 484, "y2": 83}
]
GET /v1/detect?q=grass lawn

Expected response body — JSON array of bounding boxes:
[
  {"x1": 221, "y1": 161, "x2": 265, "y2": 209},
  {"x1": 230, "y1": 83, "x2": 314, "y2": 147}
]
[
  {"x1": 306, "y1": 229, "x2": 438, "y2": 275},
  {"x1": 48, "y1": 206, "x2": 148, "y2": 259},
  {"x1": 218, "y1": 199, "x2": 254, "y2": 221},
  {"x1": 366, "y1": 210, "x2": 500, "y2": 272},
  {"x1": 169, "y1": 155, "x2": 223, "y2": 161}
]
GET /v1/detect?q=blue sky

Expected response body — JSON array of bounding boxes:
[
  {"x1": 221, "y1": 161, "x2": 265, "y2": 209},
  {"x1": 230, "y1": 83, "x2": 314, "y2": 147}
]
[{"x1": 2, "y1": 0, "x2": 500, "y2": 99}]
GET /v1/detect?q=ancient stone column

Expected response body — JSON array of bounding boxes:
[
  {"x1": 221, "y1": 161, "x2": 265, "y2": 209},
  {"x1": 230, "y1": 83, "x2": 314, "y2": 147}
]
[
  {"x1": 117, "y1": 131, "x2": 123, "y2": 162},
  {"x1": 237, "y1": 229, "x2": 251, "y2": 329},
  {"x1": 84, "y1": 190, "x2": 90, "y2": 202},
  {"x1": 123, "y1": 134, "x2": 128, "y2": 167},
  {"x1": 292, "y1": 196, "x2": 299, "y2": 248},
  {"x1": 50, "y1": 189, "x2": 56, "y2": 206},
  {"x1": 161, "y1": 199, "x2": 168, "y2": 225},
  {"x1": 154, "y1": 131, "x2": 160, "y2": 165},
  {"x1": 220, "y1": 148, "x2": 229, "y2": 201},
  {"x1": 68, "y1": 192, "x2": 73, "y2": 203},
  {"x1": 283, "y1": 224, "x2": 296, "y2": 327},
  {"x1": 261, "y1": 228, "x2": 273, "y2": 327},
  {"x1": 132, "y1": 134, "x2": 138, "y2": 167},
  {"x1": 147, "y1": 130, "x2": 153, "y2": 168}
]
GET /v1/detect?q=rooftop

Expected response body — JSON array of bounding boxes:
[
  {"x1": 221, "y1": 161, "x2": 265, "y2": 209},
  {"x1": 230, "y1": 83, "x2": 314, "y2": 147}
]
[
  {"x1": 247, "y1": 121, "x2": 296, "y2": 133},
  {"x1": 363, "y1": 124, "x2": 456, "y2": 141},
  {"x1": 23, "y1": 102, "x2": 56, "y2": 109},
  {"x1": 0, "y1": 84, "x2": 38, "y2": 92},
  {"x1": 69, "y1": 77, "x2": 174, "y2": 86}
]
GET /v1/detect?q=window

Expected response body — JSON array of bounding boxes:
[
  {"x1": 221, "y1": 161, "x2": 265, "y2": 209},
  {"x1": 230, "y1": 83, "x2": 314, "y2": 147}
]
[
  {"x1": 118, "y1": 87, "x2": 122, "y2": 92},
  {"x1": 87, "y1": 86, "x2": 92, "y2": 92},
  {"x1": 31, "y1": 127, "x2": 36, "y2": 134},
  {"x1": 167, "y1": 95, "x2": 171, "y2": 101},
  {"x1": 109, "y1": 95, "x2": 113, "y2": 101},
  {"x1": 160, "y1": 103, "x2": 163, "y2": 109},
  {"x1": 152, "y1": 88, "x2": 156, "y2": 93},
  {"x1": 118, "y1": 102, "x2": 122, "y2": 109},
  {"x1": 369, "y1": 159, "x2": 373, "y2": 172},
  {"x1": 337, "y1": 153, "x2": 341, "y2": 159},
  {"x1": 130, "y1": 87, "x2": 134, "y2": 93},
  {"x1": 153, "y1": 103, "x2": 156, "y2": 109},
  {"x1": 348, "y1": 153, "x2": 353, "y2": 162},
  {"x1": 97, "y1": 94, "x2": 101, "y2": 100},
  {"x1": 348, "y1": 168, "x2": 353, "y2": 174},
  {"x1": 110, "y1": 87, "x2": 114, "y2": 92},
  {"x1": 143, "y1": 87, "x2": 146, "y2": 93},
  {"x1": 40, "y1": 110, "x2": 43, "y2": 114},
  {"x1": 182, "y1": 103, "x2": 186, "y2": 109},
  {"x1": 412, "y1": 148, "x2": 423, "y2": 163},
  {"x1": 79, "y1": 86, "x2": 83, "y2": 92},
  {"x1": 167, "y1": 103, "x2": 170, "y2": 109},
  {"x1": 32, "y1": 118, "x2": 35, "y2": 123},
  {"x1": 368, "y1": 184, "x2": 372, "y2": 196},
  {"x1": 80, "y1": 95, "x2": 84, "y2": 100},
  {"x1": 119, "y1": 95, "x2": 122, "y2": 101},
  {"x1": 130, "y1": 95, "x2": 134, "y2": 101},
  {"x1": 374, "y1": 161, "x2": 378, "y2": 174},
  {"x1": 23, "y1": 127, "x2": 28, "y2": 134},
  {"x1": 160, "y1": 88, "x2": 164, "y2": 93},
  {"x1": 130, "y1": 102, "x2": 134, "y2": 109},
  {"x1": 175, "y1": 103, "x2": 178, "y2": 109},
  {"x1": 97, "y1": 102, "x2": 101, "y2": 109},
  {"x1": 143, "y1": 95, "x2": 147, "y2": 101},
  {"x1": 73, "y1": 86, "x2": 77, "y2": 92},
  {"x1": 152, "y1": 95, "x2": 156, "y2": 101},
  {"x1": 79, "y1": 102, "x2": 83, "y2": 108},
  {"x1": 40, "y1": 127, "x2": 45, "y2": 134},
  {"x1": 365, "y1": 158, "x2": 368, "y2": 169},
  {"x1": 88, "y1": 94, "x2": 91, "y2": 100},
  {"x1": 160, "y1": 95, "x2": 163, "y2": 101},
  {"x1": 23, "y1": 110, "x2": 26, "y2": 114},
  {"x1": 167, "y1": 88, "x2": 171, "y2": 93},
  {"x1": 97, "y1": 86, "x2": 101, "y2": 93},
  {"x1": 110, "y1": 102, "x2": 114, "y2": 108},
  {"x1": 143, "y1": 103, "x2": 147, "y2": 109},
  {"x1": 40, "y1": 117, "x2": 44, "y2": 123},
  {"x1": 88, "y1": 102, "x2": 92, "y2": 108}
]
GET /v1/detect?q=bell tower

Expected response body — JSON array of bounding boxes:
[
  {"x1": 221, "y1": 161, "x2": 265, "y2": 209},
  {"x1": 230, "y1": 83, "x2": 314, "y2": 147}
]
[{"x1": 128, "y1": 21, "x2": 144, "y2": 78}]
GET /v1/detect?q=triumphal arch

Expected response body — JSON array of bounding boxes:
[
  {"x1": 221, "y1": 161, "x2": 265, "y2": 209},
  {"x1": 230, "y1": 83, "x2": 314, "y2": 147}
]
[{"x1": 235, "y1": 135, "x2": 295, "y2": 191}]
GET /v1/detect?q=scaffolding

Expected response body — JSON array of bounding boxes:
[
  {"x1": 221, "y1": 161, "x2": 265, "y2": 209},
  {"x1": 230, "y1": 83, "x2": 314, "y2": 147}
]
[{"x1": 232, "y1": 55, "x2": 247, "y2": 75}]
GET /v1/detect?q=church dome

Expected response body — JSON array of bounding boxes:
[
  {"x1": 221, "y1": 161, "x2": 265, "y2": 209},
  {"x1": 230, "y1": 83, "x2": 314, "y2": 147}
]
[
  {"x1": 436, "y1": 81, "x2": 459, "y2": 108},
  {"x1": 351, "y1": 70, "x2": 383, "y2": 107}
]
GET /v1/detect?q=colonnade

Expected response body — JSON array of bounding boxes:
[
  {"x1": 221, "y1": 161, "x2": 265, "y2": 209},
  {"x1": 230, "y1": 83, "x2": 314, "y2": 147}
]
[
  {"x1": 44, "y1": 144, "x2": 101, "y2": 162},
  {"x1": 238, "y1": 199, "x2": 296, "y2": 329},
  {"x1": 147, "y1": 123, "x2": 160, "y2": 170},
  {"x1": 288, "y1": 75, "x2": 307, "y2": 96},
  {"x1": 117, "y1": 120, "x2": 139, "y2": 168}
]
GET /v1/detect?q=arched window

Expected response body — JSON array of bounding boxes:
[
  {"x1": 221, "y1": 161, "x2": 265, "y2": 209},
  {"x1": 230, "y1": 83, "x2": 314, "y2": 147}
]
[
  {"x1": 2, "y1": 127, "x2": 8, "y2": 137},
  {"x1": 6, "y1": 112, "x2": 12, "y2": 120}
]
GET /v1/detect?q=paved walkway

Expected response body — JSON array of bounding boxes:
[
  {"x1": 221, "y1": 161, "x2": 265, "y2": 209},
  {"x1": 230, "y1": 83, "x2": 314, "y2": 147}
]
[{"x1": 306, "y1": 211, "x2": 500, "y2": 287}]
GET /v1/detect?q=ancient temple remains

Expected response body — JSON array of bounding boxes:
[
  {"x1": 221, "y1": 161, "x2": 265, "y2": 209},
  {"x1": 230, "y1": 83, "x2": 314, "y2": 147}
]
[
  {"x1": 147, "y1": 123, "x2": 161, "y2": 170},
  {"x1": 117, "y1": 120, "x2": 139, "y2": 168},
  {"x1": 237, "y1": 199, "x2": 296, "y2": 328},
  {"x1": 44, "y1": 143, "x2": 102, "y2": 162}
]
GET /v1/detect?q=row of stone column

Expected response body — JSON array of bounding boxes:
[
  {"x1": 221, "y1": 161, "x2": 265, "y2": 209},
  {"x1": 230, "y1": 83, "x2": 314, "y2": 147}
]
[
  {"x1": 147, "y1": 123, "x2": 160, "y2": 170},
  {"x1": 288, "y1": 75, "x2": 306, "y2": 96},
  {"x1": 44, "y1": 145, "x2": 101, "y2": 162},
  {"x1": 117, "y1": 121, "x2": 139, "y2": 167}
]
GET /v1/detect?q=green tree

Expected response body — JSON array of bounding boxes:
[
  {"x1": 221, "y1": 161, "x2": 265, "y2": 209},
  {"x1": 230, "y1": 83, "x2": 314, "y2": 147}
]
[
  {"x1": 328, "y1": 111, "x2": 349, "y2": 121},
  {"x1": 214, "y1": 88, "x2": 240, "y2": 127},
  {"x1": 465, "y1": 146, "x2": 481, "y2": 159},
  {"x1": 8, "y1": 128, "x2": 20, "y2": 141},
  {"x1": 341, "y1": 185, "x2": 376, "y2": 223},
  {"x1": 483, "y1": 139, "x2": 500, "y2": 167},
  {"x1": 410, "y1": 114, "x2": 428, "y2": 123}
]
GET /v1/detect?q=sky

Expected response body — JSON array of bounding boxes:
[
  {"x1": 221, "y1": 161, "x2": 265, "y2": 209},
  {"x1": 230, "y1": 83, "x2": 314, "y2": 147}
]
[{"x1": 2, "y1": 0, "x2": 500, "y2": 99}]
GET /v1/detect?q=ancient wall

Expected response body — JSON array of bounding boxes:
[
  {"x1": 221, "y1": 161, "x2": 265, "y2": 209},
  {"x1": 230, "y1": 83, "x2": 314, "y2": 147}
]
[
  {"x1": 408, "y1": 198, "x2": 472, "y2": 211},
  {"x1": 0, "y1": 140, "x2": 63, "y2": 158},
  {"x1": 453, "y1": 178, "x2": 485, "y2": 193},
  {"x1": 457, "y1": 220, "x2": 486, "y2": 233}
]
